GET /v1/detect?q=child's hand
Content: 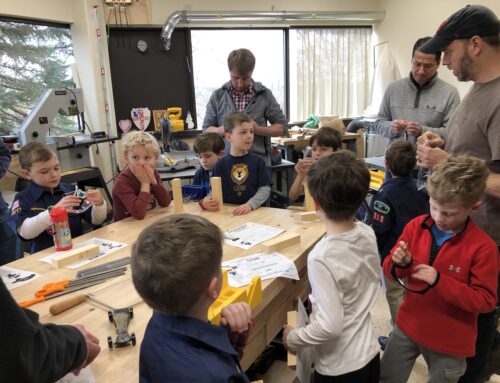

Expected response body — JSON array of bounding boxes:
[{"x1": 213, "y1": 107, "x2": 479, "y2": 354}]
[
  {"x1": 295, "y1": 158, "x2": 314, "y2": 176},
  {"x1": 55, "y1": 195, "x2": 81, "y2": 213},
  {"x1": 221, "y1": 302, "x2": 252, "y2": 333},
  {"x1": 86, "y1": 189, "x2": 104, "y2": 206},
  {"x1": 130, "y1": 165, "x2": 150, "y2": 185},
  {"x1": 412, "y1": 264, "x2": 438, "y2": 285},
  {"x1": 144, "y1": 165, "x2": 157, "y2": 185},
  {"x1": 392, "y1": 241, "x2": 412, "y2": 267},
  {"x1": 233, "y1": 204, "x2": 252, "y2": 216},
  {"x1": 202, "y1": 196, "x2": 219, "y2": 211},
  {"x1": 282, "y1": 324, "x2": 295, "y2": 350}
]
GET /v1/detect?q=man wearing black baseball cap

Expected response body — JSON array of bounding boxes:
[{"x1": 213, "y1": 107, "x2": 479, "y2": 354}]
[{"x1": 415, "y1": 4, "x2": 500, "y2": 383}]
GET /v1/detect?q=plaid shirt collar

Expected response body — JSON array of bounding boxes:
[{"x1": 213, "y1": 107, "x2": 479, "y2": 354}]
[{"x1": 231, "y1": 82, "x2": 253, "y2": 112}]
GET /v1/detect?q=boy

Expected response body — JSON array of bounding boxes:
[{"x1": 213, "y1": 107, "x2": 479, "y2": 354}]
[
  {"x1": 10, "y1": 142, "x2": 107, "y2": 253},
  {"x1": 288, "y1": 126, "x2": 342, "y2": 202},
  {"x1": 371, "y1": 141, "x2": 429, "y2": 347},
  {"x1": 380, "y1": 156, "x2": 499, "y2": 383},
  {"x1": 212, "y1": 112, "x2": 271, "y2": 215},
  {"x1": 131, "y1": 213, "x2": 253, "y2": 382},
  {"x1": 283, "y1": 150, "x2": 381, "y2": 382},
  {"x1": 112, "y1": 131, "x2": 171, "y2": 222},
  {"x1": 192, "y1": 132, "x2": 225, "y2": 211}
]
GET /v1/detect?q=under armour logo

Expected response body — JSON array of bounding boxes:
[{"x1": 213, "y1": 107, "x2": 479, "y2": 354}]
[{"x1": 448, "y1": 264, "x2": 461, "y2": 273}]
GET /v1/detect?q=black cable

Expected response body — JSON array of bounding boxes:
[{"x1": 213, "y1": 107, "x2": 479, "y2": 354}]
[{"x1": 8, "y1": 169, "x2": 24, "y2": 178}]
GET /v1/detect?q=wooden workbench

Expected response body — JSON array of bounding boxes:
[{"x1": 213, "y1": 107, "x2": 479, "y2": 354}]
[{"x1": 7, "y1": 202, "x2": 325, "y2": 382}]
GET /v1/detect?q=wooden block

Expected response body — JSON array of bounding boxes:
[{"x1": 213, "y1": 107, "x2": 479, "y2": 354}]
[
  {"x1": 303, "y1": 183, "x2": 315, "y2": 212},
  {"x1": 260, "y1": 232, "x2": 301, "y2": 253},
  {"x1": 287, "y1": 311, "x2": 297, "y2": 369},
  {"x1": 53, "y1": 244, "x2": 100, "y2": 267},
  {"x1": 171, "y1": 178, "x2": 183, "y2": 213},
  {"x1": 295, "y1": 211, "x2": 318, "y2": 223},
  {"x1": 210, "y1": 177, "x2": 223, "y2": 210}
]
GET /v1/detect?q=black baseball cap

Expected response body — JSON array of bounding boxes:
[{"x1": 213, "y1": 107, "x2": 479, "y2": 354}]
[{"x1": 420, "y1": 5, "x2": 500, "y2": 53}]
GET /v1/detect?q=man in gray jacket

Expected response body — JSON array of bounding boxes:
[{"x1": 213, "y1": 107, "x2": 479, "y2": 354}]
[
  {"x1": 373, "y1": 37, "x2": 460, "y2": 147},
  {"x1": 202, "y1": 48, "x2": 288, "y2": 167}
]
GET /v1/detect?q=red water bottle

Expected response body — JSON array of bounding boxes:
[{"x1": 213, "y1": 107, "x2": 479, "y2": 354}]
[{"x1": 50, "y1": 207, "x2": 72, "y2": 251}]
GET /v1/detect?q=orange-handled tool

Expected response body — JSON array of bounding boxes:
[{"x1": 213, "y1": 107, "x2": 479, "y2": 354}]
[{"x1": 35, "y1": 279, "x2": 71, "y2": 297}]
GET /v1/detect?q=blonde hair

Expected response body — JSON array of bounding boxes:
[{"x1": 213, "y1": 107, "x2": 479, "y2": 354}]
[
  {"x1": 427, "y1": 155, "x2": 488, "y2": 208},
  {"x1": 121, "y1": 131, "x2": 160, "y2": 158}
]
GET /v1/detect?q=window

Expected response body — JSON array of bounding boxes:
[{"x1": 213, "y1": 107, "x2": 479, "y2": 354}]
[
  {"x1": 0, "y1": 19, "x2": 75, "y2": 135},
  {"x1": 190, "y1": 29, "x2": 286, "y2": 129},
  {"x1": 289, "y1": 27, "x2": 372, "y2": 121}
]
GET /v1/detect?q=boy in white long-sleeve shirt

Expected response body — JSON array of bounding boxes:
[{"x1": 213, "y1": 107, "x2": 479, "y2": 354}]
[{"x1": 283, "y1": 150, "x2": 381, "y2": 383}]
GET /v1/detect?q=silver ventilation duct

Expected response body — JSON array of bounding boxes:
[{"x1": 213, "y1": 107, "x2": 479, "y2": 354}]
[{"x1": 160, "y1": 10, "x2": 385, "y2": 50}]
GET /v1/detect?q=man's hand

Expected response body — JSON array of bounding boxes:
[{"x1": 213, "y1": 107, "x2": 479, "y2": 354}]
[
  {"x1": 86, "y1": 189, "x2": 104, "y2": 206},
  {"x1": 55, "y1": 195, "x2": 81, "y2": 213},
  {"x1": 416, "y1": 144, "x2": 449, "y2": 169},
  {"x1": 282, "y1": 324, "x2": 295, "y2": 350},
  {"x1": 417, "y1": 131, "x2": 444, "y2": 148},
  {"x1": 201, "y1": 196, "x2": 220, "y2": 211},
  {"x1": 233, "y1": 204, "x2": 252, "y2": 216},
  {"x1": 392, "y1": 241, "x2": 412, "y2": 267},
  {"x1": 405, "y1": 121, "x2": 422, "y2": 137},
  {"x1": 73, "y1": 324, "x2": 100, "y2": 375},
  {"x1": 390, "y1": 119, "x2": 407, "y2": 136},
  {"x1": 221, "y1": 302, "x2": 252, "y2": 332},
  {"x1": 412, "y1": 264, "x2": 438, "y2": 285}
]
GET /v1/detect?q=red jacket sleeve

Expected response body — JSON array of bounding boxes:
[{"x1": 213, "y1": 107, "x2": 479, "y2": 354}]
[{"x1": 113, "y1": 177, "x2": 151, "y2": 220}]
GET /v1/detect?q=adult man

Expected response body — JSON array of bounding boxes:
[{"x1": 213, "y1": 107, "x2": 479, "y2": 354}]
[
  {"x1": 416, "y1": 5, "x2": 500, "y2": 383},
  {"x1": 202, "y1": 48, "x2": 288, "y2": 167},
  {"x1": 373, "y1": 37, "x2": 460, "y2": 147},
  {"x1": 0, "y1": 278, "x2": 101, "y2": 381}
]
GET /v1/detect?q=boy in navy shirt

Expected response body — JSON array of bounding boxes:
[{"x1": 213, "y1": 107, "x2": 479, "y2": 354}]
[
  {"x1": 193, "y1": 132, "x2": 225, "y2": 211},
  {"x1": 10, "y1": 142, "x2": 107, "y2": 253},
  {"x1": 212, "y1": 112, "x2": 271, "y2": 215},
  {"x1": 371, "y1": 141, "x2": 429, "y2": 347},
  {"x1": 131, "y1": 213, "x2": 253, "y2": 383}
]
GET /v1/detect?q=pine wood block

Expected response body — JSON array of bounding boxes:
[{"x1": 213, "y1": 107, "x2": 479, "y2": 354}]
[
  {"x1": 260, "y1": 232, "x2": 301, "y2": 253},
  {"x1": 303, "y1": 183, "x2": 315, "y2": 211},
  {"x1": 295, "y1": 211, "x2": 319, "y2": 223},
  {"x1": 210, "y1": 176, "x2": 223, "y2": 210},
  {"x1": 172, "y1": 178, "x2": 183, "y2": 213},
  {"x1": 53, "y1": 244, "x2": 100, "y2": 268},
  {"x1": 287, "y1": 311, "x2": 297, "y2": 369}
]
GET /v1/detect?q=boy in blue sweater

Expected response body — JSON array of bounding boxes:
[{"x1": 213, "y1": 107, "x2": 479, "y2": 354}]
[
  {"x1": 193, "y1": 132, "x2": 225, "y2": 211},
  {"x1": 212, "y1": 112, "x2": 271, "y2": 215}
]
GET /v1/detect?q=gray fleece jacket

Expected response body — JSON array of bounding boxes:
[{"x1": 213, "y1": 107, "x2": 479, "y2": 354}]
[
  {"x1": 202, "y1": 80, "x2": 288, "y2": 166},
  {"x1": 373, "y1": 73, "x2": 460, "y2": 146}
]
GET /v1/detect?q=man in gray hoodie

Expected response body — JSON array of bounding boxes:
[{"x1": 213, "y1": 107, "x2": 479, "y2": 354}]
[
  {"x1": 373, "y1": 37, "x2": 460, "y2": 147},
  {"x1": 202, "y1": 48, "x2": 288, "y2": 167}
]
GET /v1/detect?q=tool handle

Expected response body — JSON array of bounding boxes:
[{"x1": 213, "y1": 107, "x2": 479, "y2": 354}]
[
  {"x1": 49, "y1": 294, "x2": 86, "y2": 315},
  {"x1": 18, "y1": 296, "x2": 45, "y2": 308},
  {"x1": 35, "y1": 279, "x2": 70, "y2": 297}
]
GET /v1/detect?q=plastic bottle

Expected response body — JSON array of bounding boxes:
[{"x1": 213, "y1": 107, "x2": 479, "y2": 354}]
[
  {"x1": 50, "y1": 207, "x2": 73, "y2": 251},
  {"x1": 186, "y1": 111, "x2": 195, "y2": 130}
]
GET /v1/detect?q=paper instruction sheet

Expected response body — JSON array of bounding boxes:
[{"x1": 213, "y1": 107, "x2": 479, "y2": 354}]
[
  {"x1": 224, "y1": 222, "x2": 284, "y2": 250},
  {"x1": 0, "y1": 266, "x2": 41, "y2": 290},
  {"x1": 222, "y1": 252, "x2": 299, "y2": 287},
  {"x1": 40, "y1": 238, "x2": 127, "y2": 269}
]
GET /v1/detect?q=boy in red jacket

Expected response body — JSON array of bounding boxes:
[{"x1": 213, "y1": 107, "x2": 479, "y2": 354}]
[
  {"x1": 380, "y1": 155, "x2": 499, "y2": 383},
  {"x1": 113, "y1": 131, "x2": 171, "y2": 221}
]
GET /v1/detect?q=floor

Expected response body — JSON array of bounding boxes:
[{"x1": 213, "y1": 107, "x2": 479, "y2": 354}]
[{"x1": 261, "y1": 287, "x2": 500, "y2": 383}]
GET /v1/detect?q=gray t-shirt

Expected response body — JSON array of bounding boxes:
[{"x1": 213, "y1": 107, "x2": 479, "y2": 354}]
[{"x1": 445, "y1": 75, "x2": 500, "y2": 245}]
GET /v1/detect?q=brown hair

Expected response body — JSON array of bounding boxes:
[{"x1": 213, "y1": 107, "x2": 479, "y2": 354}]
[
  {"x1": 309, "y1": 126, "x2": 342, "y2": 151},
  {"x1": 19, "y1": 142, "x2": 57, "y2": 170},
  {"x1": 193, "y1": 133, "x2": 225, "y2": 155},
  {"x1": 385, "y1": 141, "x2": 416, "y2": 177},
  {"x1": 223, "y1": 112, "x2": 252, "y2": 134},
  {"x1": 307, "y1": 150, "x2": 370, "y2": 220},
  {"x1": 227, "y1": 48, "x2": 256, "y2": 75},
  {"x1": 427, "y1": 155, "x2": 488, "y2": 208},
  {"x1": 413, "y1": 36, "x2": 441, "y2": 63},
  {"x1": 131, "y1": 214, "x2": 223, "y2": 316}
]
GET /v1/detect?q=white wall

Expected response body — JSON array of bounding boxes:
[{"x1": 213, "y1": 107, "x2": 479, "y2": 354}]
[
  {"x1": 374, "y1": 0, "x2": 500, "y2": 98},
  {"x1": 0, "y1": 0, "x2": 72, "y2": 22}
]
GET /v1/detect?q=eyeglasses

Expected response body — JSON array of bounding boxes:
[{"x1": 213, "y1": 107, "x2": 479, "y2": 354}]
[
  {"x1": 412, "y1": 60, "x2": 437, "y2": 70},
  {"x1": 390, "y1": 264, "x2": 431, "y2": 294}
]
